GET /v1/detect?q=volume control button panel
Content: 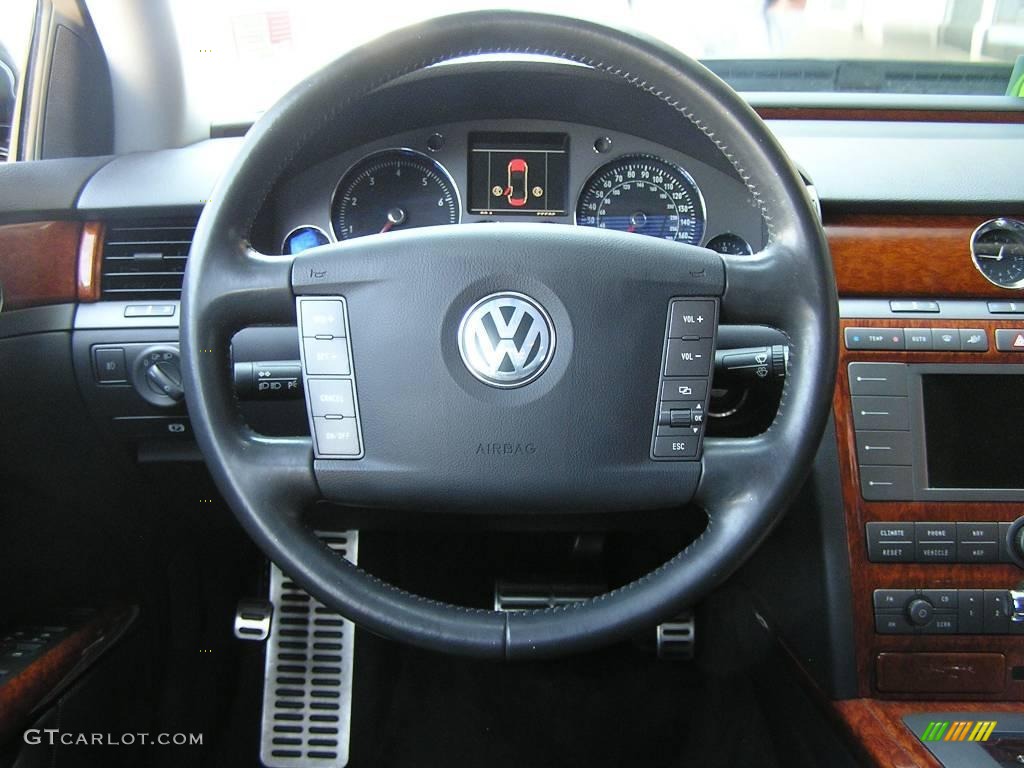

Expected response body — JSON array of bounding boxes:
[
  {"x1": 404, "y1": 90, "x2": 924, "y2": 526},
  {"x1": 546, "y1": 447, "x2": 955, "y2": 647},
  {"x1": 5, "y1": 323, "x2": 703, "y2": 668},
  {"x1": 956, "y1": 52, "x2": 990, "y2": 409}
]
[
  {"x1": 651, "y1": 298, "x2": 718, "y2": 461},
  {"x1": 297, "y1": 297, "x2": 365, "y2": 459}
]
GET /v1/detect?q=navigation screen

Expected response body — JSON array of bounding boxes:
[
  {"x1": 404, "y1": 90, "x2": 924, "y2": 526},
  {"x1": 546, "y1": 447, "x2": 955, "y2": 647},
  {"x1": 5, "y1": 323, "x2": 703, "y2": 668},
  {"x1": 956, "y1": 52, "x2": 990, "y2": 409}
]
[{"x1": 468, "y1": 132, "x2": 569, "y2": 216}]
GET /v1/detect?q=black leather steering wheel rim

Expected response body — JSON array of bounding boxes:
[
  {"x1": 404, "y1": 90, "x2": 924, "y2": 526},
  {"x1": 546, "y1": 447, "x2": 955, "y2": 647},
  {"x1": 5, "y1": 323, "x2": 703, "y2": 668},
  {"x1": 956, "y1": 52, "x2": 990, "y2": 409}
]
[{"x1": 180, "y1": 11, "x2": 838, "y2": 659}]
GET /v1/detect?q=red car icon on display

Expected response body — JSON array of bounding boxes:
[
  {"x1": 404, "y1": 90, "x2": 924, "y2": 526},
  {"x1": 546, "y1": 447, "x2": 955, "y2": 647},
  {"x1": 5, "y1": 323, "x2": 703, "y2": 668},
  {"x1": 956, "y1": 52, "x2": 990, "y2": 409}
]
[{"x1": 504, "y1": 158, "x2": 529, "y2": 206}]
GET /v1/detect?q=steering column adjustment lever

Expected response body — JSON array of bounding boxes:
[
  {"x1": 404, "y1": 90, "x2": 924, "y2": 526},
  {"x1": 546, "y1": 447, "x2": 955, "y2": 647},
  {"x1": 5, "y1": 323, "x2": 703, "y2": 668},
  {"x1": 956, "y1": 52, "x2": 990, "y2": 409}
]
[{"x1": 714, "y1": 344, "x2": 788, "y2": 383}]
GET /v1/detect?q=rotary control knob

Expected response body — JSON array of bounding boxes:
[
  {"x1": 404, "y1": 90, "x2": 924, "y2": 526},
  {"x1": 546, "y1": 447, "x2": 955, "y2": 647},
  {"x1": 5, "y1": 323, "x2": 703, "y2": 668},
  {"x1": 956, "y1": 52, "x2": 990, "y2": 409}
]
[
  {"x1": 906, "y1": 598, "x2": 934, "y2": 627},
  {"x1": 133, "y1": 345, "x2": 184, "y2": 406}
]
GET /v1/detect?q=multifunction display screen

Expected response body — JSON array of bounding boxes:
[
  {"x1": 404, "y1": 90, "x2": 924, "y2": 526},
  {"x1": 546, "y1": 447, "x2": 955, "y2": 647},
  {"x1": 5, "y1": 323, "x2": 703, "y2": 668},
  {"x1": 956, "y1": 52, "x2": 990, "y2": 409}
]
[
  {"x1": 468, "y1": 132, "x2": 569, "y2": 216},
  {"x1": 923, "y1": 373, "x2": 1024, "y2": 489}
]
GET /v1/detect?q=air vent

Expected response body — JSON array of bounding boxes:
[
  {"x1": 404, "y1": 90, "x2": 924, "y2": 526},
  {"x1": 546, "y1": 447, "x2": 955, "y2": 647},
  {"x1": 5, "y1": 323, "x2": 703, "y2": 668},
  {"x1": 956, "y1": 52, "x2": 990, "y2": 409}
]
[{"x1": 100, "y1": 218, "x2": 197, "y2": 300}]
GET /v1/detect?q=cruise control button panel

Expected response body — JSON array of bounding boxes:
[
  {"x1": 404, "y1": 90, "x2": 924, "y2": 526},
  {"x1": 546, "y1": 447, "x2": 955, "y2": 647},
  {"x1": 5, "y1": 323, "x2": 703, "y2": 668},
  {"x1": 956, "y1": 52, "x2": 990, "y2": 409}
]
[
  {"x1": 652, "y1": 298, "x2": 718, "y2": 461},
  {"x1": 297, "y1": 297, "x2": 364, "y2": 459}
]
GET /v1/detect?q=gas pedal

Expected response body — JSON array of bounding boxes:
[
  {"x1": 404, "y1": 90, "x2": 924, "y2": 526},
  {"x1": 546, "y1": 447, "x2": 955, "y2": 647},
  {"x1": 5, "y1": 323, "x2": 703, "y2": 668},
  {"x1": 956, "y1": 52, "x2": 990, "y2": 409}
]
[
  {"x1": 259, "y1": 531, "x2": 358, "y2": 768},
  {"x1": 656, "y1": 611, "x2": 695, "y2": 660},
  {"x1": 494, "y1": 581, "x2": 605, "y2": 611}
]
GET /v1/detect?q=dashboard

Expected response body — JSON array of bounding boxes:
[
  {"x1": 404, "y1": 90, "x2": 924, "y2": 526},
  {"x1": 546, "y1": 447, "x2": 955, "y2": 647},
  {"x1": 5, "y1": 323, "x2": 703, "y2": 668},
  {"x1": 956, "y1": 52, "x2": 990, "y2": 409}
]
[{"x1": 272, "y1": 119, "x2": 765, "y2": 257}]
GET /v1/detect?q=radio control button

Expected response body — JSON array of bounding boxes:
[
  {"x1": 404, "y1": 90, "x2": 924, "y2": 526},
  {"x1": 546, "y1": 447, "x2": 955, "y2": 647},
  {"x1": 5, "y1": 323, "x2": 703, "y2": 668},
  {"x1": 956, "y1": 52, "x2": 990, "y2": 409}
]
[
  {"x1": 921, "y1": 589, "x2": 958, "y2": 610},
  {"x1": 906, "y1": 598, "x2": 934, "y2": 627},
  {"x1": 873, "y1": 589, "x2": 914, "y2": 609},
  {"x1": 876, "y1": 613, "x2": 915, "y2": 634},
  {"x1": 856, "y1": 431, "x2": 912, "y2": 466},
  {"x1": 959, "y1": 590, "x2": 984, "y2": 634},
  {"x1": 664, "y1": 339, "x2": 713, "y2": 377},
  {"x1": 983, "y1": 590, "x2": 1010, "y2": 634},
  {"x1": 668, "y1": 300, "x2": 716, "y2": 339}
]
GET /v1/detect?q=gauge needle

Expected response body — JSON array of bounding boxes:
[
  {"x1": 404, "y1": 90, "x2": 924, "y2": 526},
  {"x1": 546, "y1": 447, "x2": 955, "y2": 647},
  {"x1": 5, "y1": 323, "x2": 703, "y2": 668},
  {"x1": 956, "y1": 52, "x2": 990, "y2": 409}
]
[
  {"x1": 380, "y1": 207, "x2": 407, "y2": 233},
  {"x1": 976, "y1": 246, "x2": 1005, "y2": 261},
  {"x1": 627, "y1": 211, "x2": 647, "y2": 233}
]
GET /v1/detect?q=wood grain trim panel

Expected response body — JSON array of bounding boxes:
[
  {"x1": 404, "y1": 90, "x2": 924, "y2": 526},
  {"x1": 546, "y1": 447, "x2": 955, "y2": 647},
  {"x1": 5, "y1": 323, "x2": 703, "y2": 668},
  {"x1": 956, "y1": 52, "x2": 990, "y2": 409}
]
[
  {"x1": 0, "y1": 607, "x2": 133, "y2": 741},
  {"x1": 759, "y1": 107, "x2": 1024, "y2": 124},
  {"x1": 824, "y1": 214, "x2": 1024, "y2": 299},
  {"x1": 0, "y1": 221, "x2": 82, "y2": 310},
  {"x1": 77, "y1": 221, "x2": 104, "y2": 302},
  {"x1": 835, "y1": 318, "x2": 1024, "y2": 700}
]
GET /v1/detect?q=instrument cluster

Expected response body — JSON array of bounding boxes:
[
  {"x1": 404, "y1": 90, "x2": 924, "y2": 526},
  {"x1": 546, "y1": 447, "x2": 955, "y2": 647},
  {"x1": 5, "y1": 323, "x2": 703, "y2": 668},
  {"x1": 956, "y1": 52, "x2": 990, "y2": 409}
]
[{"x1": 275, "y1": 121, "x2": 765, "y2": 258}]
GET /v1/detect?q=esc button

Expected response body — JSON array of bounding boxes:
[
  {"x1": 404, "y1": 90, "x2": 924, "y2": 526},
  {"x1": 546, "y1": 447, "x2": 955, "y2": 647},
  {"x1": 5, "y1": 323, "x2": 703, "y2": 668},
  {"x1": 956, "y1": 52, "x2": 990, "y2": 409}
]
[{"x1": 653, "y1": 435, "x2": 698, "y2": 459}]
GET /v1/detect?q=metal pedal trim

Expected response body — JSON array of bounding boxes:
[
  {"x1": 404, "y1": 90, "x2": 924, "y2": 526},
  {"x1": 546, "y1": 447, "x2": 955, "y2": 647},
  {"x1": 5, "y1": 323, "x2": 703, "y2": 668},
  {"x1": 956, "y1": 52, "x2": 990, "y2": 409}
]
[
  {"x1": 656, "y1": 611, "x2": 695, "y2": 660},
  {"x1": 260, "y1": 531, "x2": 358, "y2": 768},
  {"x1": 235, "y1": 599, "x2": 273, "y2": 641}
]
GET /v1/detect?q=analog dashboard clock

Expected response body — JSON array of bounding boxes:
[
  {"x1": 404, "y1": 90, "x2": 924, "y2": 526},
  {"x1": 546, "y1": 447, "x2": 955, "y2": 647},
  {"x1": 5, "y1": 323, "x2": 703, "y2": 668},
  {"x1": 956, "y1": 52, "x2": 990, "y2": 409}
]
[{"x1": 971, "y1": 218, "x2": 1024, "y2": 289}]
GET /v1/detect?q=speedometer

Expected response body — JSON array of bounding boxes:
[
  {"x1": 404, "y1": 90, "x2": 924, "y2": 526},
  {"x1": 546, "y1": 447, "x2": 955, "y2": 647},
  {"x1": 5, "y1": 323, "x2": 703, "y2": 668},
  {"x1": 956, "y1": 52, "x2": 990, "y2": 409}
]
[
  {"x1": 576, "y1": 155, "x2": 705, "y2": 244},
  {"x1": 332, "y1": 149, "x2": 460, "y2": 240}
]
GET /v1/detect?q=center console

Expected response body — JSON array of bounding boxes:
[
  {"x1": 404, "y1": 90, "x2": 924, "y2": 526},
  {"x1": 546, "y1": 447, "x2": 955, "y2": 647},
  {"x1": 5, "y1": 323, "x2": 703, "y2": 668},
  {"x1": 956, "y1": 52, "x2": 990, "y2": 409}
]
[{"x1": 836, "y1": 298, "x2": 1024, "y2": 700}]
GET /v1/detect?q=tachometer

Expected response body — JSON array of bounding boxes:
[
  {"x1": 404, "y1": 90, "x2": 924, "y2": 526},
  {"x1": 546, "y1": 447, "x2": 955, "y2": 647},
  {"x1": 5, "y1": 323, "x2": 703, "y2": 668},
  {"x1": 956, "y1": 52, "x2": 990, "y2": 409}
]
[
  {"x1": 576, "y1": 155, "x2": 705, "y2": 244},
  {"x1": 332, "y1": 149, "x2": 459, "y2": 240}
]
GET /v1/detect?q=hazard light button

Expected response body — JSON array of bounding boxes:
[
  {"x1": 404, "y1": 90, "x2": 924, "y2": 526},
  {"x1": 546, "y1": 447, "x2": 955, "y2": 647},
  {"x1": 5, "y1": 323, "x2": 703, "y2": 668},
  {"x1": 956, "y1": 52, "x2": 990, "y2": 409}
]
[{"x1": 994, "y1": 329, "x2": 1024, "y2": 352}]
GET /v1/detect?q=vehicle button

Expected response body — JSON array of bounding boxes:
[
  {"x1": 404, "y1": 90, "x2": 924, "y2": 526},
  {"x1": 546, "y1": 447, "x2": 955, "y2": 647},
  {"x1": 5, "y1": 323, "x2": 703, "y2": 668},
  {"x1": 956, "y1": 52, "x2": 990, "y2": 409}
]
[
  {"x1": 873, "y1": 589, "x2": 914, "y2": 610},
  {"x1": 660, "y1": 379, "x2": 708, "y2": 402},
  {"x1": 844, "y1": 328, "x2": 905, "y2": 351},
  {"x1": 653, "y1": 435, "x2": 698, "y2": 459},
  {"x1": 667, "y1": 300, "x2": 716, "y2": 339},
  {"x1": 922, "y1": 589, "x2": 958, "y2": 610},
  {"x1": 124, "y1": 304, "x2": 176, "y2": 318},
  {"x1": 94, "y1": 347, "x2": 127, "y2": 383},
  {"x1": 959, "y1": 329, "x2": 989, "y2": 352},
  {"x1": 957, "y1": 522, "x2": 998, "y2": 543},
  {"x1": 958, "y1": 541, "x2": 998, "y2": 563},
  {"x1": 983, "y1": 590, "x2": 1010, "y2": 634},
  {"x1": 959, "y1": 589, "x2": 984, "y2": 633},
  {"x1": 988, "y1": 301, "x2": 1024, "y2": 314},
  {"x1": 890, "y1": 300, "x2": 940, "y2": 313},
  {"x1": 307, "y1": 379, "x2": 356, "y2": 418},
  {"x1": 300, "y1": 299, "x2": 347, "y2": 339},
  {"x1": 904, "y1": 329, "x2": 933, "y2": 350},
  {"x1": 664, "y1": 339, "x2": 713, "y2": 377},
  {"x1": 933, "y1": 329, "x2": 961, "y2": 351},
  {"x1": 875, "y1": 613, "x2": 914, "y2": 634},
  {"x1": 994, "y1": 329, "x2": 1024, "y2": 352},
  {"x1": 848, "y1": 363, "x2": 908, "y2": 396},
  {"x1": 860, "y1": 466, "x2": 914, "y2": 501},
  {"x1": 303, "y1": 338, "x2": 351, "y2": 375},
  {"x1": 313, "y1": 417, "x2": 361, "y2": 456},
  {"x1": 855, "y1": 431, "x2": 912, "y2": 467},
  {"x1": 851, "y1": 396, "x2": 909, "y2": 431},
  {"x1": 916, "y1": 542, "x2": 956, "y2": 563}
]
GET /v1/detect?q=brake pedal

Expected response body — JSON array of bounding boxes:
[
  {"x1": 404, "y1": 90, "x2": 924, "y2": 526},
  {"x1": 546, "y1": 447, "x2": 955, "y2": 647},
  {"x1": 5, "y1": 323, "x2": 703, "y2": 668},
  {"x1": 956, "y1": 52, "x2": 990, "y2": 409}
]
[
  {"x1": 259, "y1": 531, "x2": 359, "y2": 768},
  {"x1": 656, "y1": 611, "x2": 696, "y2": 660}
]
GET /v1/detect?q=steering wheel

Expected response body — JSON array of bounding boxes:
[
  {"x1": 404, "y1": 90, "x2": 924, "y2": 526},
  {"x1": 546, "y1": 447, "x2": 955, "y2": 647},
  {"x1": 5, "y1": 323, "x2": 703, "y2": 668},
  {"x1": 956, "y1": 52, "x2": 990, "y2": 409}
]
[{"x1": 181, "y1": 11, "x2": 837, "y2": 659}]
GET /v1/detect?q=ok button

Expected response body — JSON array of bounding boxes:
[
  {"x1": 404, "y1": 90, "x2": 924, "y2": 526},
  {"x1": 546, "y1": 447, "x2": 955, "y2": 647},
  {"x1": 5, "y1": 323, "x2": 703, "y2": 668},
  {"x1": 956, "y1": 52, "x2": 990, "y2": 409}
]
[{"x1": 665, "y1": 339, "x2": 713, "y2": 377}]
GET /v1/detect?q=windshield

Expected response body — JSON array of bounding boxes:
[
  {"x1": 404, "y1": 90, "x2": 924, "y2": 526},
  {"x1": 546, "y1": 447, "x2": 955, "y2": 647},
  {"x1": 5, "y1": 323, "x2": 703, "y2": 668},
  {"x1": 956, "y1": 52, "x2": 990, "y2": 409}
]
[{"x1": 171, "y1": 0, "x2": 1024, "y2": 125}]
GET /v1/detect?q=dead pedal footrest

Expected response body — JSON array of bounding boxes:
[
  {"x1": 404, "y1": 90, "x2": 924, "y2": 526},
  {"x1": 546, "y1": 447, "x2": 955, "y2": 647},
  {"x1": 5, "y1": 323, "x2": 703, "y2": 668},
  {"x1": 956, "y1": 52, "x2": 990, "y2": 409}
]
[{"x1": 259, "y1": 531, "x2": 359, "y2": 768}]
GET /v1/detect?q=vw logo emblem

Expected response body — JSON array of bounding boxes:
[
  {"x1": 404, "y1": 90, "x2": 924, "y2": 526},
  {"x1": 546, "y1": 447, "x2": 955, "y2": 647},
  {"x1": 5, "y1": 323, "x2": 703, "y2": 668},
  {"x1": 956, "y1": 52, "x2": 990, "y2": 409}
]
[{"x1": 458, "y1": 292, "x2": 555, "y2": 388}]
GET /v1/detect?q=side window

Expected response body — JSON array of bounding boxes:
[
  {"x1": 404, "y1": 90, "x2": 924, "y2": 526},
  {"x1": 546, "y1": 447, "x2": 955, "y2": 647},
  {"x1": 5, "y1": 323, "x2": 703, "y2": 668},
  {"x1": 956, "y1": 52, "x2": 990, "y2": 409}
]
[{"x1": 0, "y1": 0, "x2": 37, "y2": 161}]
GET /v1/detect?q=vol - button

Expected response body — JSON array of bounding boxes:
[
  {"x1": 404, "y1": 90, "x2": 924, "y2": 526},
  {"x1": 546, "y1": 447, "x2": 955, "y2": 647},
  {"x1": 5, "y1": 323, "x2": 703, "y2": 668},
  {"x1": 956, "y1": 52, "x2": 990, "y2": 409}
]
[{"x1": 665, "y1": 339, "x2": 713, "y2": 377}]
